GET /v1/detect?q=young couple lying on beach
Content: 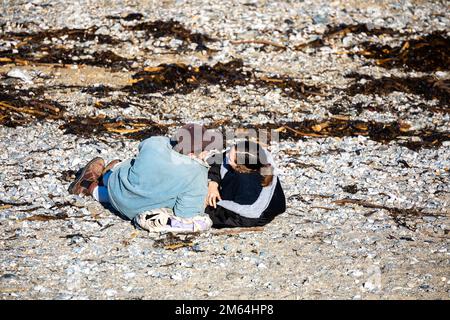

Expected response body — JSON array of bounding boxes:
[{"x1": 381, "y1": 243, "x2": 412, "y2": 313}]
[{"x1": 68, "y1": 124, "x2": 286, "y2": 233}]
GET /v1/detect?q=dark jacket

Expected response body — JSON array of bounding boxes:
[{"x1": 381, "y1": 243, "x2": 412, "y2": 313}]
[{"x1": 206, "y1": 153, "x2": 286, "y2": 228}]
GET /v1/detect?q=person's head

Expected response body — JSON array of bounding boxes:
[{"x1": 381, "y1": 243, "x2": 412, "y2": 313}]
[
  {"x1": 172, "y1": 124, "x2": 215, "y2": 160},
  {"x1": 229, "y1": 140, "x2": 274, "y2": 187}
]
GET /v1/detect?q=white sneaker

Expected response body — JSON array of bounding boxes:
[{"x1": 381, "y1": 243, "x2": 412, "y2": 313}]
[
  {"x1": 134, "y1": 208, "x2": 175, "y2": 232},
  {"x1": 134, "y1": 209, "x2": 213, "y2": 233}
]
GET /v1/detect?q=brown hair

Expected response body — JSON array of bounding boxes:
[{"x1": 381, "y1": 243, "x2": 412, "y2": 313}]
[{"x1": 233, "y1": 140, "x2": 274, "y2": 187}]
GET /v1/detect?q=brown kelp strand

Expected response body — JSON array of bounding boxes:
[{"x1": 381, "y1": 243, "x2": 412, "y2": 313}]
[
  {"x1": 36, "y1": 49, "x2": 133, "y2": 70},
  {"x1": 0, "y1": 85, "x2": 167, "y2": 140},
  {"x1": 0, "y1": 27, "x2": 126, "y2": 67},
  {"x1": 128, "y1": 19, "x2": 216, "y2": 51},
  {"x1": 250, "y1": 118, "x2": 449, "y2": 150},
  {"x1": 127, "y1": 59, "x2": 322, "y2": 99},
  {"x1": 0, "y1": 85, "x2": 65, "y2": 127},
  {"x1": 153, "y1": 233, "x2": 196, "y2": 251},
  {"x1": 1, "y1": 26, "x2": 121, "y2": 46},
  {"x1": 94, "y1": 100, "x2": 132, "y2": 109},
  {"x1": 127, "y1": 60, "x2": 251, "y2": 94},
  {"x1": 0, "y1": 20, "x2": 216, "y2": 68},
  {"x1": 332, "y1": 198, "x2": 445, "y2": 231},
  {"x1": 59, "y1": 115, "x2": 169, "y2": 140},
  {"x1": 0, "y1": 44, "x2": 134, "y2": 70},
  {"x1": 80, "y1": 85, "x2": 117, "y2": 97},
  {"x1": 355, "y1": 31, "x2": 449, "y2": 72},
  {"x1": 59, "y1": 169, "x2": 78, "y2": 182},
  {"x1": 323, "y1": 23, "x2": 401, "y2": 38},
  {"x1": 345, "y1": 73, "x2": 450, "y2": 107},
  {"x1": 94, "y1": 99, "x2": 146, "y2": 109},
  {"x1": 295, "y1": 23, "x2": 404, "y2": 50},
  {"x1": 106, "y1": 13, "x2": 144, "y2": 21}
]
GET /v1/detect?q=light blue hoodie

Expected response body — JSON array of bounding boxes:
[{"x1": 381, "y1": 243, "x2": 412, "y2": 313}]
[{"x1": 107, "y1": 136, "x2": 208, "y2": 220}]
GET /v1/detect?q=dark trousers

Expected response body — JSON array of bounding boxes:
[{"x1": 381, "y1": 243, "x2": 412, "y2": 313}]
[{"x1": 205, "y1": 205, "x2": 275, "y2": 229}]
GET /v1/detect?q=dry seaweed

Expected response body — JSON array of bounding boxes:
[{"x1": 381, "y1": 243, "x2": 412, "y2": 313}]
[
  {"x1": 0, "y1": 84, "x2": 169, "y2": 140},
  {"x1": 0, "y1": 45, "x2": 133, "y2": 70},
  {"x1": 0, "y1": 199, "x2": 32, "y2": 207},
  {"x1": 230, "y1": 39, "x2": 286, "y2": 50},
  {"x1": 0, "y1": 85, "x2": 168, "y2": 140},
  {"x1": 35, "y1": 48, "x2": 133, "y2": 69},
  {"x1": 59, "y1": 115, "x2": 168, "y2": 140},
  {"x1": 345, "y1": 73, "x2": 449, "y2": 108},
  {"x1": 332, "y1": 198, "x2": 445, "y2": 231},
  {"x1": 127, "y1": 59, "x2": 321, "y2": 99},
  {"x1": 1, "y1": 27, "x2": 120, "y2": 46},
  {"x1": 258, "y1": 74, "x2": 322, "y2": 99},
  {"x1": 295, "y1": 23, "x2": 403, "y2": 50},
  {"x1": 211, "y1": 226, "x2": 265, "y2": 236},
  {"x1": 80, "y1": 85, "x2": 116, "y2": 97},
  {"x1": 106, "y1": 13, "x2": 144, "y2": 21},
  {"x1": 0, "y1": 26, "x2": 133, "y2": 69},
  {"x1": 93, "y1": 98, "x2": 156, "y2": 112},
  {"x1": 0, "y1": 85, "x2": 65, "y2": 127},
  {"x1": 21, "y1": 212, "x2": 69, "y2": 222},
  {"x1": 23, "y1": 170, "x2": 47, "y2": 179},
  {"x1": 323, "y1": 23, "x2": 400, "y2": 38},
  {"x1": 355, "y1": 31, "x2": 449, "y2": 72},
  {"x1": 251, "y1": 118, "x2": 449, "y2": 151},
  {"x1": 129, "y1": 19, "x2": 216, "y2": 51},
  {"x1": 59, "y1": 169, "x2": 77, "y2": 182},
  {"x1": 0, "y1": 20, "x2": 216, "y2": 68},
  {"x1": 94, "y1": 100, "x2": 132, "y2": 109},
  {"x1": 128, "y1": 60, "x2": 250, "y2": 94},
  {"x1": 1, "y1": 84, "x2": 447, "y2": 149},
  {"x1": 153, "y1": 233, "x2": 196, "y2": 251},
  {"x1": 0, "y1": 28, "x2": 119, "y2": 67},
  {"x1": 342, "y1": 184, "x2": 358, "y2": 194}
]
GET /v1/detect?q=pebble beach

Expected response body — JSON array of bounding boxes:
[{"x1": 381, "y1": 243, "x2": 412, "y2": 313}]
[{"x1": 0, "y1": 0, "x2": 449, "y2": 299}]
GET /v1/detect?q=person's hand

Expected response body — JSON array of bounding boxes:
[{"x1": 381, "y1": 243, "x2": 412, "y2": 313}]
[{"x1": 207, "y1": 181, "x2": 221, "y2": 208}]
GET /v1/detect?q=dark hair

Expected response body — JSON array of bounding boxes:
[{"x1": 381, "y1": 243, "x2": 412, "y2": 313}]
[{"x1": 233, "y1": 140, "x2": 274, "y2": 187}]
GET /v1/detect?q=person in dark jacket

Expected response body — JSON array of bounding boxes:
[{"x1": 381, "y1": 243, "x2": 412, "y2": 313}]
[{"x1": 205, "y1": 140, "x2": 286, "y2": 228}]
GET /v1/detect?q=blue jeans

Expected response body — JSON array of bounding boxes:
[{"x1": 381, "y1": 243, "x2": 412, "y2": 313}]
[{"x1": 94, "y1": 170, "x2": 112, "y2": 203}]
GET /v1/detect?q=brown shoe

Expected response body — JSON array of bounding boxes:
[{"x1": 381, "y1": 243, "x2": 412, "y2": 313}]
[
  {"x1": 83, "y1": 180, "x2": 99, "y2": 197},
  {"x1": 68, "y1": 157, "x2": 105, "y2": 195},
  {"x1": 102, "y1": 159, "x2": 121, "y2": 175}
]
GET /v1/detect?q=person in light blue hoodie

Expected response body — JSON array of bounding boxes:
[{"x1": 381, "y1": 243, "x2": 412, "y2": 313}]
[{"x1": 68, "y1": 124, "x2": 215, "y2": 232}]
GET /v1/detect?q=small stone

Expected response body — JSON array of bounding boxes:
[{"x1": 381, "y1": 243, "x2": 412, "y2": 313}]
[
  {"x1": 171, "y1": 273, "x2": 183, "y2": 281},
  {"x1": 0, "y1": 273, "x2": 18, "y2": 281},
  {"x1": 124, "y1": 272, "x2": 135, "y2": 280},
  {"x1": 419, "y1": 284, "x2": 431, "y2": 291},
  {"x1": 352, "y1": 270, "x2": 364, "y2": 277},
  {"x1": 312, "y1": 14, "x2": 328, "y2": 25},
  {"x1": 105, "y1": 289, "x2": 117, "y2": 297},
  {"x1": 123, "y1": 286, "x2": 133, "y2": 292},
  {"x1": 257, "y1": 263, "x2": 267, "y2": 269},
  {"x1": 363, "y1": 282, "x2": 376, "y2": 291},
  {"x1": 7, "y1": 68, "x2": 33, "y2": 84}
]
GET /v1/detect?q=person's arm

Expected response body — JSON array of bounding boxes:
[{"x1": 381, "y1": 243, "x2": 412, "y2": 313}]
[
  {"x1": 207, "y1": 162, "x2": 221, "y2": 184},
  {"x1": 207, "y1": 180, "x2": 221, "y2": 208},
  {"x1": 205, "y1": 160, "x2": 223, "y2": 208}
]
